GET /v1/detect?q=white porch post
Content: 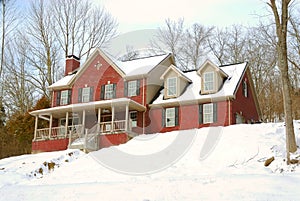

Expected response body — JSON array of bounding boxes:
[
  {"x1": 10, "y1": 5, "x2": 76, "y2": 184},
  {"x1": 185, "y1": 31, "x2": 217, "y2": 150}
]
[
  {"x1": 65, "y1": 112, "x2": 69, "y2": 137},
  {"x1": 125, "y1": 104, "x2": 129, "y2": 131},
  {"x1": 49, "y1": 114, "x2": 53, "y2": 138},
  {"x1": 97, "y1": 108, "x2": 101, "y2": 133},
  {"x1": 82, "y1": 110, "x2": 86, "y2": 136},
  {"x1": 34, "y1": 116, "x2": 38, "y2": 140},
  {"x1": 111, "y1": 106, "x2": 115, "y2": 132}
]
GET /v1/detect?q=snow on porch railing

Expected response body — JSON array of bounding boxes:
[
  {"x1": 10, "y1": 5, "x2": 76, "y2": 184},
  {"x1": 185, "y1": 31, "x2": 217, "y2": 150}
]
[{"x1": 35, "y1": 125, "x2": 83, "y2": 140}]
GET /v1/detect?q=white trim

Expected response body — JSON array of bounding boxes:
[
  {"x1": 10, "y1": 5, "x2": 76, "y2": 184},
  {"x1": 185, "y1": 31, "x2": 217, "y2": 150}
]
[
  {"x1": 60, "y1": 90, "x2": 69, "y2": 105},
  {"x1": 203, "y1": 103, "x2": 213, "y2": 124},
  {"x1": 128, "y1": 80, "x2": 137, "y2": 97},
  {"x1": 165, "y1": 108, "x2": 175, "y2": 127},
  {"x1": 105, "y1": 84, "x2": 114, "y2": 99},
  {"x1": 167, "y1": 77, "x2": 177, "y2": 96},
  {"x1": 203, "y1": 71, "x2": 214, "y2": 92},
  {"x1": 82, "y1": 87, "x2": 90, "y2": 103}
]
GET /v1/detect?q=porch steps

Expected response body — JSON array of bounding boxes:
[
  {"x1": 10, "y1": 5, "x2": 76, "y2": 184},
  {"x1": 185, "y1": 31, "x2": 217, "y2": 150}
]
[{"x1": 68, "y1": 138, "x2": 85, "y2": 150}]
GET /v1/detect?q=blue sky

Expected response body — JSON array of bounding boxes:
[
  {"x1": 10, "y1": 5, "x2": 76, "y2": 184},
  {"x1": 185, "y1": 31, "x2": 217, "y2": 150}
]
[{"x1": 94, "y1": 0, "x2": 269, "y2": 33}]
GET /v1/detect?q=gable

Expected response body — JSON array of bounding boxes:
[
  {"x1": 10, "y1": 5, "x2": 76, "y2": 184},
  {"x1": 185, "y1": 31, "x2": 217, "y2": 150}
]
[
  {"x1": 160, "y1": 65, "x2": 192, "y2": 99},
  {"x1": 197, "y1": 60, "x2": 227, "y2": 95}
]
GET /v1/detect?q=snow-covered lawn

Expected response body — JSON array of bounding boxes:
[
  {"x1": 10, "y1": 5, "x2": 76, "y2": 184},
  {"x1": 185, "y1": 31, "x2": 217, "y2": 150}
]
[{"x1": 1, "y1": 121, "x2": 300, "y2": 201}]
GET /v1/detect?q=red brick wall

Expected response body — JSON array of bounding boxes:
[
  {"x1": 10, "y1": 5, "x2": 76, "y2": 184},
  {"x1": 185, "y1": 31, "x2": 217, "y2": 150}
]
[
  {"x1": 32, "y1": 139, "x2": 69, "y2": 153},
  {"x1": 231, "y1": 70, "x2": 260, "y2": 124},
  {"x1": 99, "y1": 133, "x2": 128, "y2": 148},
  {"x1": 147, "y1": 101, "x2": 230, "y2": 134},
  {"x1": 65, "y1": 57, "x2": 80, "y2": 76},
  {"x1": 70, "y1": 53, "x2": 146, "y2": 106}
]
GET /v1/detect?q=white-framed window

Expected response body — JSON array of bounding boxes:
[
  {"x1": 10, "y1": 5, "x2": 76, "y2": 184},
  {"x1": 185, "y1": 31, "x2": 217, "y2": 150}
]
[
  {"x1": 128, "y1": 80, "x2": 137, "y2": 97},
  {"x1": 82, "y1": 87, "x2": 90, "y2": 103},
  {"x1": 243, "y1": 80, "x2": 248, "y2": 97},
  {"x1": 130, "y1": 111, "x2": 137, "y2": 128},
  {"x1": 203, "y1": 103, "x2": 213, "y2": 124},
  {"x1": 203, "y1": 72, "x2": 214, "y2": 91},
  {"x1": 166, "y1": 107, "x2": 176, "y2": 127},
  {"x1": 167, "y1": 77, "x2": 177, "y2": 96},
  {"x1": 60, "y1": 90, "x2": 69, "y2": 105},
  {"x1": 105, "y1": 84, "x2": 114, "y2": 99}
]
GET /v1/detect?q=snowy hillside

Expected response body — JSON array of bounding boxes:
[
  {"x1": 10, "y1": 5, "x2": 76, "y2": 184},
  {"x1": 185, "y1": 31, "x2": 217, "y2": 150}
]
[{"x1": 1, "y1": 121, "x2": 300, "y2": 201}]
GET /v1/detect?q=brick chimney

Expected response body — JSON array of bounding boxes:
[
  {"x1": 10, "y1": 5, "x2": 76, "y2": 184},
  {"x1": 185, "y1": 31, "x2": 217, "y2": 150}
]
[{"x1": 65, "y1": 55, "x2": 80, "y2": 76}]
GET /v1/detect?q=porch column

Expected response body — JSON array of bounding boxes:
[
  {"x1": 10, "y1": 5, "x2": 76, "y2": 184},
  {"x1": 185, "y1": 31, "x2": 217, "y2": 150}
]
[
  {"x1": 49, "y1": 114, "x2": 53, "y2": 138},
  {"x1": 82, "y1": 110, "x2": 86, "y2": 136},
  {"x1": 111, "y1": 106, "x2": 115, "y2": 131},
  {"x1": 65, "y1": 112, "x2": 69, "y2": 137},
  {"x1": 125, "y1": 104, "x2": 129, "y2": 131},
  {"x1": 34, "y1": 116, "x2": 38, "y2": 140},
  {"x1": 97, "y1": 108, "x2": 101, "y2": 133}
]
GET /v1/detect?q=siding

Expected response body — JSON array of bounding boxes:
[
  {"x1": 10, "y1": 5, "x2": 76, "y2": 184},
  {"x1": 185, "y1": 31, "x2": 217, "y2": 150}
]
[{"x1": 231, "y1": 70, "x2": 260, "y2": 124}]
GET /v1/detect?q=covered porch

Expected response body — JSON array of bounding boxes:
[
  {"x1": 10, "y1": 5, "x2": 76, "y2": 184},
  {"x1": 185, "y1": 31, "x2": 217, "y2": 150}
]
[{"x1": 30, "y1": 98, "x2": 146, "y2": 152}]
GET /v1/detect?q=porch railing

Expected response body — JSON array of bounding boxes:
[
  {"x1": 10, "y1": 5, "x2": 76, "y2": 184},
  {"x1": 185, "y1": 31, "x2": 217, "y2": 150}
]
[
  {"x1": 34, "y1": 119, "x2": 132, "y2": 142},
  {"x1": 98, "y1": 120, "x2": 131, "y2": 134},
  {"x1": 35, "y1": 125, "x2": 83, "y2": 140}
]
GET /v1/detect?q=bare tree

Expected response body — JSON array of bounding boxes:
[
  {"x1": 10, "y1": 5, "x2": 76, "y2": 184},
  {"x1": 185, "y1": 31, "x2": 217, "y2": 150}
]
[
  {"x1": 25, "y1": 0, "x2": 60, "y2": 97},
  {"x1": 0, "y1": 0, "x2": 17, "y2": 95},
  {"x1": 208, "y1": 25, "x2": 247, "y2": 65},
  {"x1": 2, "y1": 36, "x2": 35, "y2": 115},
  {"x1": 208, "y1": 28, "x2": 229, "y2": 65},
  {"x1": 268, "y1": 0, "x2": 297, "y2": 163},
  {"x1": 151, "y1": 18, "x2": 186, "y2": 68},
  {"x1": 183, "y1": 23, "x2": 214, "y2": 70},
  {"x1": 51, "y1": 0, "x2": 118, "y2": 59}
]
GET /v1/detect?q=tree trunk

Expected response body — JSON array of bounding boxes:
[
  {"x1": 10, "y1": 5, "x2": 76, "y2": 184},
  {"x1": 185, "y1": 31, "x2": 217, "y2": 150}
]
[
  {"x1": 0, "y1": 0, "x2": 6, "y2": 95},
  {"x1": 268, "y1": 0, "x2": 297, "y2": 164},
  {"x1": 281, "y1": 68, "x2": 297, "y2": 153}
]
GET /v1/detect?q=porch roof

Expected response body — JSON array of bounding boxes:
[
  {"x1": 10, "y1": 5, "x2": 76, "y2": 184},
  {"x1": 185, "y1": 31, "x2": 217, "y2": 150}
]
[{"x1": 30, "y1": 98, "x2": 146, "y2": 118}]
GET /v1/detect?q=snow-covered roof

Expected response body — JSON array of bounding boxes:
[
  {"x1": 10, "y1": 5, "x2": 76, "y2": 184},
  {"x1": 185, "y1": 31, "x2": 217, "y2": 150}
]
[
  {"x1": 48, "y1": 74, "x2": 76, "y2": 90},
  {"x1": 160, "y1": 64, "x2": 192, "y2": 82},
  {"x1": 152, "y1": 62, "x2": 248, "y2": 105},
  {"x1": 30, "y1": 98, "x2": 146, "y2": 116},
  {"x1": 116, "y1": 54, "x2": 170, "y2": 77},
  {"x1": 49, "y1": 50, "x2": 170, "y2": 89}
]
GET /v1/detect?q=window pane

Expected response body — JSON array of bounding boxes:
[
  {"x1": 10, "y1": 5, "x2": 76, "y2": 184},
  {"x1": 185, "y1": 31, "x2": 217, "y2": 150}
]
[
  {"x1": 167, "y1": 77, "x2": 177, "y2": 96},
  {"x1": 204, "y1": 72, "x2": 214, "y2": 91},
  {"x1": 60, "y1": 90, "x2": 68, "y2": 105},
  {"x1": 203, "y1": 103, "x2": 213, "y2": 123},
  {"x1": 166, "y1": 108, "x2": 175, "y2": 127},
  {"x1": 128, "y1": 80, "x2": 137, "y2": 97},
  {"x1": 105, "y1": 84, "x2": 113, "y2": 99},
  {"x1": 82, "y1": 87, "x2": 90, "y2": 103}
]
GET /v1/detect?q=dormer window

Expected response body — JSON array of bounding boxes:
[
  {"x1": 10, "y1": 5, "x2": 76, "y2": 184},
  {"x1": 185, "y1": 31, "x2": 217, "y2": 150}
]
[
  {"x1": 203, "y1": 72, "x2": 214, "y2": 92},
  {"x1": 167, "y1": 77, "x2": 177, "y2": 96}
]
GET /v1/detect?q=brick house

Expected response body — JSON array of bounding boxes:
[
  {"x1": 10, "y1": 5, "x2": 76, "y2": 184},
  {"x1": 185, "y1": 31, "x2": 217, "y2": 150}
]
[{"x1": 30, "y1": 48, "x2": 261, "y2": 153}]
